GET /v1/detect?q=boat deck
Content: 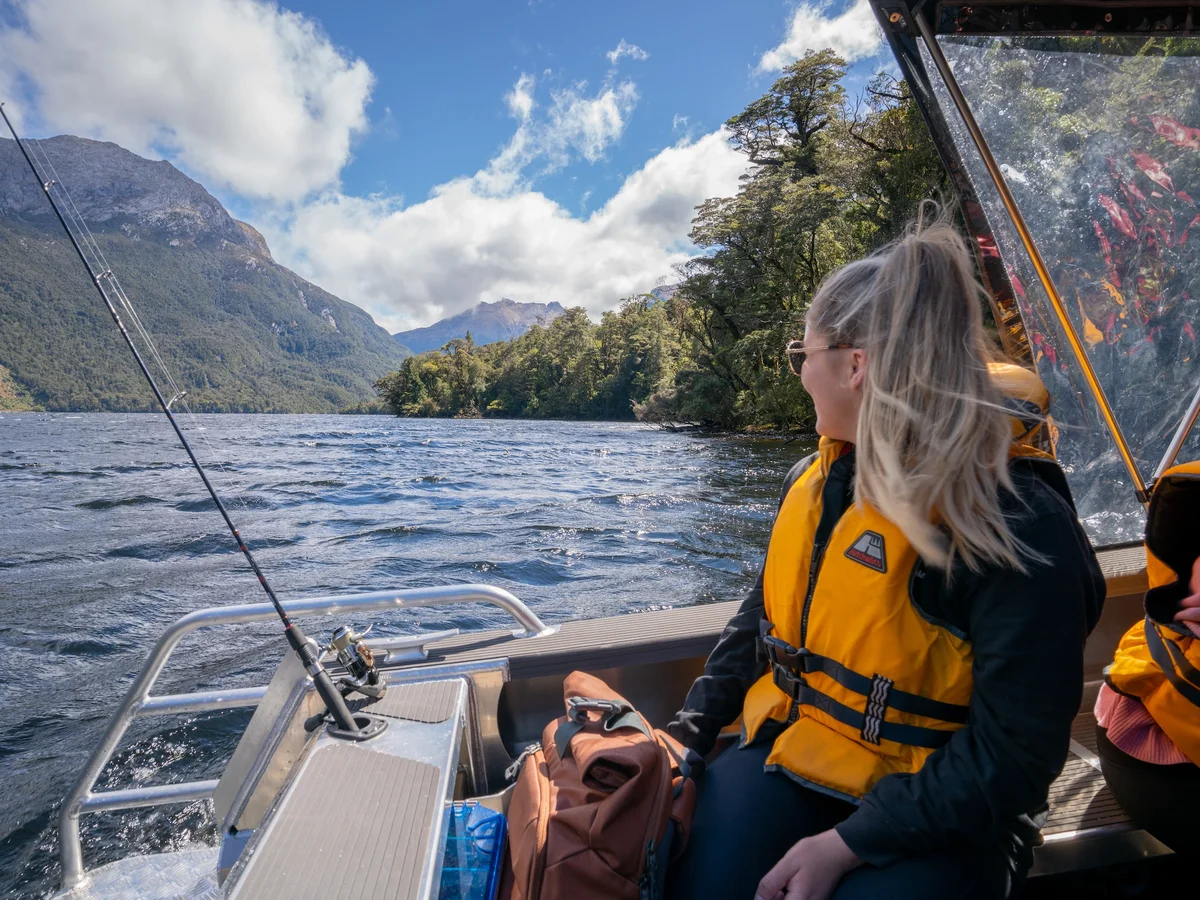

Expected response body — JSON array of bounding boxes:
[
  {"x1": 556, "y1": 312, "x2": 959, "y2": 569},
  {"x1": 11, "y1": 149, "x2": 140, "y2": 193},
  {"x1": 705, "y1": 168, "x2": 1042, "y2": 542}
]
[
  {"x1": 57, "y1": 544, "x2": 1167, "y2": 896},
  {"x1": 224, "y1": 679, "x2": 468, "y2": 900},
  {"x1": 1032, "y1": 711, "x2": 1171, "y2": 875},
  {"x1": 59, "y1": 701, "x2": 1169, "y2": 900},
  {"x1": 1044, "y1": 712, "x2": 1126, "y2": 838}
]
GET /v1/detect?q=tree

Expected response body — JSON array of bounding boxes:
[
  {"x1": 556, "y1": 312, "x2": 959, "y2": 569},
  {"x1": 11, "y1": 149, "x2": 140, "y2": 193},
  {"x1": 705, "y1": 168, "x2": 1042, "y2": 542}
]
[
  {"x1": 377, "y1": 53, "x2": 946, "y2": 432},
  {"x1": 644, "y1": 51, "x2": 947, "y2": 431}
]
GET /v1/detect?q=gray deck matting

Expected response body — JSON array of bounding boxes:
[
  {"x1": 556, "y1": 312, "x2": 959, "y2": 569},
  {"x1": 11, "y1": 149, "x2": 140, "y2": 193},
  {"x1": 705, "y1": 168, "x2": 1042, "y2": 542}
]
[
  {"x1": 230, "y1": 743, "x2": 440, "y2": 900},
  {"x1": 1042, "y1": 711, "x2": 1129, "y2": 836},
  {"x1": 364, "y1": 678, "x2": 461, "y2": 723}
]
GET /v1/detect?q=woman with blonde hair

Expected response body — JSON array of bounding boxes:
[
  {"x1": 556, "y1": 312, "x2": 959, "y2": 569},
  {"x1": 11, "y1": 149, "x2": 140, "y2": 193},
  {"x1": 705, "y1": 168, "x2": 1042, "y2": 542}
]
[{"x1": 666, "y1": 214, "x2": 1104, "y2": 899}]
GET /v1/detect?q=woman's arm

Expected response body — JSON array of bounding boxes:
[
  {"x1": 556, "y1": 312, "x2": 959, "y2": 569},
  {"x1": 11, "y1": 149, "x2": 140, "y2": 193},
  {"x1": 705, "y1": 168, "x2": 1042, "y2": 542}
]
[
  {"x1": 667, "y1": 563, "x2": 768, "y2": 757},
  {"x1": 667, "y1": 454, "x2": 816, "y2": 758},
  {"x1": 834, "y1": 469, "x2": 1106, "y2": 865}
]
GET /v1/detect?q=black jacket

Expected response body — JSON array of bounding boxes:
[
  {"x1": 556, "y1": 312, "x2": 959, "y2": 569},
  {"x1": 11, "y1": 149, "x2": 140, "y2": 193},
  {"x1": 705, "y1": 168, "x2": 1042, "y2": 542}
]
[{"x1": 667, "y1": 449, "x2": 1105, "y2": 868}]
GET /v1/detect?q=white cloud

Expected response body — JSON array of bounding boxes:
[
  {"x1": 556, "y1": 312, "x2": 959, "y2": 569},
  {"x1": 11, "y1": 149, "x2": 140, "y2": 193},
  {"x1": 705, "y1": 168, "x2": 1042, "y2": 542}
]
[
  {"x1": 0, "y1": 0, "x2": 372, "y2": 202},
  {"x1": 672, "y1": 114, "x2": 690, "y2": 134},
  {"x1": 476, "y1": 75, "x2": 638, "y2": 195},
  {"x1": 606, "y1": 39, "x2": 649, "y2": 65},
  {"x1": 757, "y1": 0, "x2": 883, "y2": 72},
  {"x1": 506, "y1": 73, "x2": 537, "y2": 122},
  {"x1": 546, "y1": 81, "x2": 638, "y2": 163},
  {"x1": 1, "y1": 0, "x2": 749, "y2": 336},
  {"x1": 265, "y1": 130, "x2": 748, "y2": 333}
]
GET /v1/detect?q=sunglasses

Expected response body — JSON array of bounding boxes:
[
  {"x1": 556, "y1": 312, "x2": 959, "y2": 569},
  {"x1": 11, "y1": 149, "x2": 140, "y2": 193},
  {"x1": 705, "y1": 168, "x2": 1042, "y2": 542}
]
[{"x1": 785, "y1": 340, "x2": 854, "y2": 376}]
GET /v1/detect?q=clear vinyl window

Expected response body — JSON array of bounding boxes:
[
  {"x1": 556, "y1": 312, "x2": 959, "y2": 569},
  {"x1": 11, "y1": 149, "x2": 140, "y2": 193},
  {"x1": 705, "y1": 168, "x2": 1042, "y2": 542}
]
[{"x1": 927, "y1": 36, "x2": 1200, "y2": 543}]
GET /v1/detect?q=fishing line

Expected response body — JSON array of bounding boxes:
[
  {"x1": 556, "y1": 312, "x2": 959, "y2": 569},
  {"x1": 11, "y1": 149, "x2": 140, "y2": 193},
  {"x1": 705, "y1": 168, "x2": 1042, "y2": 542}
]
[
  {"x1": 23, "y1": 131, "x2": 254, "y2": 517},
  {"x1": 21, "y1": 136, "x2": 189, "y2": 409},
  {"x1": 1, "y1": 103, "x2": 363, "y2": 734}
]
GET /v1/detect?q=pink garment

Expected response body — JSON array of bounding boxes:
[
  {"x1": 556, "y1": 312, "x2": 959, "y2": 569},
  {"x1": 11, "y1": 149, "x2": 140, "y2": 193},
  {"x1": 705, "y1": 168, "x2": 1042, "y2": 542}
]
[{"x1": 1095, "y1": 683, "x2": 1191, "y2": 765}]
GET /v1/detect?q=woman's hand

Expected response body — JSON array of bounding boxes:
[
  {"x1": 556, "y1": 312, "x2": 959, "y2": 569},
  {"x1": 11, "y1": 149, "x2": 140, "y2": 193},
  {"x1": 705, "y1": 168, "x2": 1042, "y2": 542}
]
[
  {"x1": 1173, "y1": 557, "x2": 1200, "y2": 639},
  {"x1": 754, "y1": 828, "x2": 862, "y2": 900}
]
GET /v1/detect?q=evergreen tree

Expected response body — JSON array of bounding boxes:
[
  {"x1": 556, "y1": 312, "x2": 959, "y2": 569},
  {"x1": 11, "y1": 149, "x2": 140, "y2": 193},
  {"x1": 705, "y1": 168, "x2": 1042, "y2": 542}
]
[{"x1": 376, "y1": 55, "x2": 945, "y2": 431}]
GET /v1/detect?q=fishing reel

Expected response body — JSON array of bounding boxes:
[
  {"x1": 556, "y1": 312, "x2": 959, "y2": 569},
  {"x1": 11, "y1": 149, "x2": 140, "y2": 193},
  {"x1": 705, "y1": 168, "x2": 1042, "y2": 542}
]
[{"x1": 325, "y1": 625, "x2": 387, "y2": 700}]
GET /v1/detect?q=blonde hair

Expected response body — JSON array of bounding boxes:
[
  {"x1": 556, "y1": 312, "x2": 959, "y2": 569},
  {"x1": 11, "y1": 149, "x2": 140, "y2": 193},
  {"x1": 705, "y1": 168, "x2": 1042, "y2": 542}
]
[{"x1": 806, "y1": 209, "x2": 1033, "y2": 573}]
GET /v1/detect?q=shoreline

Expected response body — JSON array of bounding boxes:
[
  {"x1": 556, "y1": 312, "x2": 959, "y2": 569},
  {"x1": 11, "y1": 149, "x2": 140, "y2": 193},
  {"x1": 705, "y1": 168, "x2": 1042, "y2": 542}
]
[{"x1": 0, "y1": 409, "x2": 817, "y2": 440}]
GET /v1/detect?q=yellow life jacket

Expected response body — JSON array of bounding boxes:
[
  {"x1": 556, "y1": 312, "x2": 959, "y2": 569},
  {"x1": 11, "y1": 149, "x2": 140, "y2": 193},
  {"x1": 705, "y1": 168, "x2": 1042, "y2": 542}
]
[
  {"x1": 741, "y1": 363, "x2": 1053, "y2": 802},
  {"x1": 989, "y1": 360, "x2": 1053, "y2": 450},
  {"x1": 1105, "y1": 461, "x2": 1200, "y2": 766}
]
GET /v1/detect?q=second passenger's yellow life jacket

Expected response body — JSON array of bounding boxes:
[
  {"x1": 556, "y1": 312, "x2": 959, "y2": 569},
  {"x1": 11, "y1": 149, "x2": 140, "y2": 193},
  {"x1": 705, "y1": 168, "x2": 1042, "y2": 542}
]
[
  {"x1": 1105, "y1": 461, "x2": 1200, "y2": 766},
  {"x1": 741, "y1": 362, "x2": 1053, "y2": 802}
]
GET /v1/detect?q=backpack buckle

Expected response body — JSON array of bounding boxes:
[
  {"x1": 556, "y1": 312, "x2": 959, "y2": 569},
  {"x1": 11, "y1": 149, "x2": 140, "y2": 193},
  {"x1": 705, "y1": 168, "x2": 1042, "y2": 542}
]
[{"x1": 566, "y1": 696, "x2": 630, "y2": 725}]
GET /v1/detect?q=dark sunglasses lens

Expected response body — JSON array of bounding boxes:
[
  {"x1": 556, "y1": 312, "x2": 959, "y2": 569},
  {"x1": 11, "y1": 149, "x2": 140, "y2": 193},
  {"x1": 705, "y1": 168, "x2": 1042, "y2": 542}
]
[{"x1": 786, "y1": 348, "x2": 805, "y2": 374}]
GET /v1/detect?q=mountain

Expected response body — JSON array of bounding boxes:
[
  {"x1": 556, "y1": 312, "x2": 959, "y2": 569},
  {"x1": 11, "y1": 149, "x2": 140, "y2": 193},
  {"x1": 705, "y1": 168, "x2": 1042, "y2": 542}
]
[
  {"x1": 394, "y1": 298, "x2": 565, "y2": 354},
  {"x1": 648, "y1": 284, "x2": 680, "y2": 304},
  {"x1": 0, "y1": 135, "x2": 408, "y2": 412}
]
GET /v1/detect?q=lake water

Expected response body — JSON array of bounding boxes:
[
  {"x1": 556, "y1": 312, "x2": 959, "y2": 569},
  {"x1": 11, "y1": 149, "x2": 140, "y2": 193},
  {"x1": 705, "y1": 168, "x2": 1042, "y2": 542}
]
[{"x1": 0, "y1": 413, "x2": 812, "y2": 898}]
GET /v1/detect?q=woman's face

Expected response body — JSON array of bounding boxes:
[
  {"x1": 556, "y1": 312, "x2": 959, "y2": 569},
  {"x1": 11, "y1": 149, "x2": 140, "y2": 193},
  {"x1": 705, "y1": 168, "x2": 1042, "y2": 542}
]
[{"x1": 799, "y1": 330, "x2": 866, "y2": 443}]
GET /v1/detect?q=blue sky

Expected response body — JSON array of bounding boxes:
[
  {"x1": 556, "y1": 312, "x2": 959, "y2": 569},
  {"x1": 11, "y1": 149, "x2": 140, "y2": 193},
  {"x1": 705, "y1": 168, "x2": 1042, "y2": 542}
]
[
  {"x1": 0, "y1": 0, "x2": 888, "y2": 331},
  {"x1": 284, "y1": 1, "x2": 820, "y2": 212}
]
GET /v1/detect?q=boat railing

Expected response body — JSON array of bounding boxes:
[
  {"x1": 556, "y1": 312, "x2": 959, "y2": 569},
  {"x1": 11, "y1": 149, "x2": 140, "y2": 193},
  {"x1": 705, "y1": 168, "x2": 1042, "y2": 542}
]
[{"x1": 58, "y1": 584, "x2": 555, "y2": 891}]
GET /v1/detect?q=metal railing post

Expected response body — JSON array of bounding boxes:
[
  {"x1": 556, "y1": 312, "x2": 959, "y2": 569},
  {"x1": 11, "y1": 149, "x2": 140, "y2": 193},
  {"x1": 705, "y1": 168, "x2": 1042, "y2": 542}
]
[
  {"x1": 58, "y1": 584, "x2": 551, "y2": 889},
  {"x1": 59, "y1": 614, "x2": 200, "y2": 889}
]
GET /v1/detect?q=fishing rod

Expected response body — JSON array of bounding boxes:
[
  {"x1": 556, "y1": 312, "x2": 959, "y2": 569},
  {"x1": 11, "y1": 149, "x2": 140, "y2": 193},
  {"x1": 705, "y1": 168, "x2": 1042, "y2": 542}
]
[{"x1": 1, "y1": 103, "x2": 374, "y2": 739}]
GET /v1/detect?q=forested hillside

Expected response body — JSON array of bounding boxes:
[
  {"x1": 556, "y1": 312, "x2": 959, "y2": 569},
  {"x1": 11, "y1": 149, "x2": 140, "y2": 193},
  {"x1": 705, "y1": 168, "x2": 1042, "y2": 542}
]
[
  {"x1": 376, "y1": 52, "x2": 948, "y2": 429},
  {"x1": 0, "y1": 136, "x2": 408, "y2": 412}
]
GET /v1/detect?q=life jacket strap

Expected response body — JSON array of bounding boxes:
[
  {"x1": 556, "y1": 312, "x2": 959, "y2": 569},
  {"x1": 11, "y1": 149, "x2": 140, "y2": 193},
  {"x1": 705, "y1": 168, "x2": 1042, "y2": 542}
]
[
  {"x1": 760, "y1": 628, "x2": 970, "y2": 725},
  {"x1": 770, "y1": 664, "x2": 957, "y2": 749},
  {"x1": 1145, "y1": 616, "x2": 1200, "y2": 709}
]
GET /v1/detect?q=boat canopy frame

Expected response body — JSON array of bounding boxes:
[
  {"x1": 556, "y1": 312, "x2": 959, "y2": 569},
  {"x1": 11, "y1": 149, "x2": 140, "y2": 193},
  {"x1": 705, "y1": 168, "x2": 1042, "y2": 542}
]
[{"x1": 869, "y1": 0, "x2": 1200, "y2": 500}]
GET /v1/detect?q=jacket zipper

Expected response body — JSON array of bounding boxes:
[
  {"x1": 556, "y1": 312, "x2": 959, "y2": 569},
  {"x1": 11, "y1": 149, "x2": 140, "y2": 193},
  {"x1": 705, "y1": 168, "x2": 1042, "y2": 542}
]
[
  {"x1": 785, "y1": 453, "x2": 852, "y2": 724},
  {"x1": 799, "y1": 540, "x2": 829, "y2": 648},
  {"x1": 787, "y1": 538, "x2": 830, "y2": 723}
]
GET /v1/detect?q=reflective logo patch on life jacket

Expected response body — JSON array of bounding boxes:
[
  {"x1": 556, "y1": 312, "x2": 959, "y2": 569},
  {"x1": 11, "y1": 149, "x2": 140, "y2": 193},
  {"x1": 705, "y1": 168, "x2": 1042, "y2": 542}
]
[{"x1": 845, "y1": 531, "x2": 887, "y2": 573}]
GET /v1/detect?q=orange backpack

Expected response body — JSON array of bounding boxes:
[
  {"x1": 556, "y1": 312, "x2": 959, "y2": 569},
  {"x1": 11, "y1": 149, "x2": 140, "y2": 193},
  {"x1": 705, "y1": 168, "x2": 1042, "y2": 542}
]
[{"x1": 501, "y1": 671, "x2": 696, "y2": 900}]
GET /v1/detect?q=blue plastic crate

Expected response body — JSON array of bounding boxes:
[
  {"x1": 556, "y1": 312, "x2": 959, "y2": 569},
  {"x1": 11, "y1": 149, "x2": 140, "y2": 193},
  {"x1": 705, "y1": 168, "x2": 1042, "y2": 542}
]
[{"x1": 438, "y1": 801, "x2": 507, "y2": 900}]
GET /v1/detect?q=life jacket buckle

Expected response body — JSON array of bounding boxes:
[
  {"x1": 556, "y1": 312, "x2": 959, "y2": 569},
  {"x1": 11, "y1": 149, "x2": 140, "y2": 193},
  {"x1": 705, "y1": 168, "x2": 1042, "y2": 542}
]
[
  {"x1": 772, "y1": 662, "x2": 803, "y2": 700},
  {"x1": 762, "y1": 635, "x2": 814, "y2": 672}
]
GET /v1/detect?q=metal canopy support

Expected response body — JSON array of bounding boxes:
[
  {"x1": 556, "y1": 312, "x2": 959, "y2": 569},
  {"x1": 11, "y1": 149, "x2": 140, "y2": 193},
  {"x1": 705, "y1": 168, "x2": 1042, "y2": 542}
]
[
  {"x1": 904, "y1": 9, "x2": 1150, "y2": 503},
  {"x1": 937, "y1": 2, "x2": 1198, "y2": 38},
  {"x1": 869, "y1": 2, "x2": 1033, "y2": 365},
  {"x1": 1153, "y1": 380, "x2": 1200, "y2": 481}
]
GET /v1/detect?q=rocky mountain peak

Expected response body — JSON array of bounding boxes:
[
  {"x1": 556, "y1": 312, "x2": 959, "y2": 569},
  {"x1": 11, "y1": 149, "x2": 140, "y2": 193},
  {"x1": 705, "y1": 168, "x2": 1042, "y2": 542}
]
[
  {"x1": 235, "y1": 219, "x2": 273, "y2": 259},
  {"x1": 0, "y1": 134, "x2": 256, "y2": 250},
  {"x1": 394, "y1": 298, "x2": 567, "y2": 353}
]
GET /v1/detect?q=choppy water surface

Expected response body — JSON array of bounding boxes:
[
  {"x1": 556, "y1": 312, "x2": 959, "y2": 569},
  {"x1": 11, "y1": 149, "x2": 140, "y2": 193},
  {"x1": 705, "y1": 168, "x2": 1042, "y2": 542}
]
[{"x1": 0, "y1": 413, "x2": 811, "y2": 897}]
